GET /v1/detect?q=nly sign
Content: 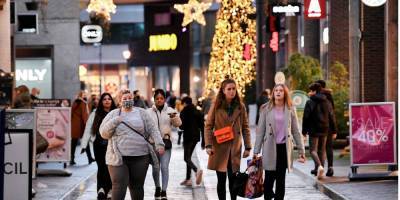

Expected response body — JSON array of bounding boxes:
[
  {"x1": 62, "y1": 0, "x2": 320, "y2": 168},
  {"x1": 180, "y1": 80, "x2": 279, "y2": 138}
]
[
  {"x1": 148, "y1": 34, "x2": 178, "y2": 52},
  {"x1": 81, "y1": 25, "x2": 103, "y2": 43},
  {"x1": 304, "y1": 0, "x2": 326, "y2": 19}
]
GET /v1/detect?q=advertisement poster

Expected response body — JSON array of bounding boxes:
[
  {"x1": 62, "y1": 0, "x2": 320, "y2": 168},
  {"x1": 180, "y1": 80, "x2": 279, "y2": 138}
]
[
  {"x1": 3, "y1": 129, "x2": 32, "y2": 200},
  {"x1": 32, "y1": 99, "x2": 71, "y2": 108},
  {"x1": 350, "y1": 102, "x2": 396, "y2": 166},
  {"x1": 36, "y1": 107, "x2": 71, "y2": 162}
]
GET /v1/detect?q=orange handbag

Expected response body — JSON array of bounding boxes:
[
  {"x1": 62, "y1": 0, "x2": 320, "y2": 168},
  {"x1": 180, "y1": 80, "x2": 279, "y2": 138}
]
[{"x1": 214, "y1": 126, "x2": 235, "y2": 144}]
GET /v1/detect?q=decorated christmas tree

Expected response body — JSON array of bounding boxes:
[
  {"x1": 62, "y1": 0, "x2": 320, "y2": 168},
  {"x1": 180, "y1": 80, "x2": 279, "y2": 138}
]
[{"x1": 205, "y1": 0, "x2": 256, "y2": 96}]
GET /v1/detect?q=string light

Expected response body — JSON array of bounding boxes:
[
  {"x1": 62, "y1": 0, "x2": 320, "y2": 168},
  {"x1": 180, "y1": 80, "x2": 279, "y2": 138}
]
[
  {"x1": 86, "y1": 0, "x2": 117, "y2": 21},
  {"x1": 174, "y1": 0, "x2": 212, "y2": 27},
  {"x1": 205, "y1": 0, "x2": 256, "y2": 96}
]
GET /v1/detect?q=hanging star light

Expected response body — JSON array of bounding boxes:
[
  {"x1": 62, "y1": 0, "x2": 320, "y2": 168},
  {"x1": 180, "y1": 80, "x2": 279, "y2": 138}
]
[
  {"x1": 174, "y1": 0, "x2": 212, "y2": 27},
  {"x1": 86, "y1": 0, "x2": 117, "y2": 21}
]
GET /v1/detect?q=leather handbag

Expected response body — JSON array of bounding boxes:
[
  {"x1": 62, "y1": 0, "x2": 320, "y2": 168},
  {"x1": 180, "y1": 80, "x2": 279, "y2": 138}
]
[
  {"x1": 214, "y1": 126, "x2": 234, "y2": 144},
  {"x1": 163, "y1": 135, "x2": 172, "y2": 150}
]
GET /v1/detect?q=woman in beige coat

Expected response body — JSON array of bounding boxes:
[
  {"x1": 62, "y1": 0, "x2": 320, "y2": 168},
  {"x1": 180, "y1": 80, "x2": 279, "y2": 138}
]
[
  {"x1": 254, "y1": 84, "x2": 306, "y2": 200},
  {"x1": 205, "y1": 78, "x2": 252, "y2": 200}
]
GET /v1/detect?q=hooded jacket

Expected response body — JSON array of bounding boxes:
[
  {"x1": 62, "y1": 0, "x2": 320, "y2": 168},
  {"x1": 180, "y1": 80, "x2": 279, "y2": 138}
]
[{"x1": 302, "y1": 93, "x2": 337, "y2": 137}]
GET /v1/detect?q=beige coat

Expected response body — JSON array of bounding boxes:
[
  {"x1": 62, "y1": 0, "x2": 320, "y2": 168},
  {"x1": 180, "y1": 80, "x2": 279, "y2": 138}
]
[
  {"x1": 205, "y1": 102, "x2": 252, "y2": 172},
  {"x1": 254, "y1": 103, "x2": 305, "y2": 172}
]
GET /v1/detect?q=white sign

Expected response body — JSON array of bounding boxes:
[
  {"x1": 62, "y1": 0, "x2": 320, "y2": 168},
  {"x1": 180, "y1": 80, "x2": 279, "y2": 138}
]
[
  {"x1": 15, "y1": 59, "x2": 52, "y2": 98},
  {"x1": 361, "y1": 0, "x2": 386, "y2": 7},
  {"x1": 4, "y1": 131, "x2": 32, "y2": 200},
  {"x1": 308, "y1": 0, "x2": 322, "y2": 17},
  {"x1": 272, "y1": 5, "x2": 300, "y2": 14},
  {"x1": 81, "y1": 25, "x2": 103, "y2": 43}
]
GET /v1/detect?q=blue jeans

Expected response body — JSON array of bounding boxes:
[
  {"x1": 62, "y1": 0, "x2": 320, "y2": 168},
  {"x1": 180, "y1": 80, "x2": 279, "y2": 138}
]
[{"x1": 152, "y1": 149, "x2": 172, "y2": 191}]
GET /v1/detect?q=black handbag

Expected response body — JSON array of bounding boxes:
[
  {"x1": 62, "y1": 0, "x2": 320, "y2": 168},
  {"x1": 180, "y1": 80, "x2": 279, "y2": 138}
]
[
  {"x1": 233, "y1": 171, "x2": 249, "y2": 197},
  {"x1": 163, "y1": 135, "x2": 172, "y2": 150}
]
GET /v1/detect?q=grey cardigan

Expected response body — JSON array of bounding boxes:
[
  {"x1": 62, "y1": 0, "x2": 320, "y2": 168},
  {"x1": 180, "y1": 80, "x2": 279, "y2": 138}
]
[
  {"x1": 254, "y1": 103, "x2": 305, "y2": 172},
  {"x1": 99, "y1": 108, "x2": 164, "y2": 167}
]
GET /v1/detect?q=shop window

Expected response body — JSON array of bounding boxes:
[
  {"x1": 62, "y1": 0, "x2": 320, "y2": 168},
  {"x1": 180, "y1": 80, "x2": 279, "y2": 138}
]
[{"x1": 17, "y1": 14, "x2": 38, "y2": 33}]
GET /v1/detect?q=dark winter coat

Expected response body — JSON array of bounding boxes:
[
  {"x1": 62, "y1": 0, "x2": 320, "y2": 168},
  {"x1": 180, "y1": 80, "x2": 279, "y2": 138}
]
[
  {"x1": 302, "y1": 93, "x2": 337, "y2": 137},
  {"x1": 71, "y1": 99, "x2": 89, "y2": 139},
  {"x1": 180, "y1": 104, "x2": 204, "y2": 144},
  {"x1": 320, "y1": 89, "x2": 338, "y2": 134}
]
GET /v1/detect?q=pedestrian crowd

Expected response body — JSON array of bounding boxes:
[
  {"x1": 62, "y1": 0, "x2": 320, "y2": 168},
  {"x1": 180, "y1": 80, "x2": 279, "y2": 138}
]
[{"x1": 11, "y1": 76, "x2": 337, "y2": 200}]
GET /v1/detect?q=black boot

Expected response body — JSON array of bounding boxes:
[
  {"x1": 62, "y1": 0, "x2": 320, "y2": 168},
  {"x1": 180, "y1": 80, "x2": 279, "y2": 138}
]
[
  {"x1": 154, "y1": 187, "x2": 161, "y2": 200},
  {"x1": 161, "y1": 190, "x2": 167, "y2": 200},
  {"x1": 326, "y1": 167, "x2": 334, "y2": 177}
]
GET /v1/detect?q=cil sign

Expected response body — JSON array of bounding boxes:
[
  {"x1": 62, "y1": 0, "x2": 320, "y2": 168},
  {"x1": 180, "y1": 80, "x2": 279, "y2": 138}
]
[
  {"x1": 304, "y1": 0, "x2": 326, "y2": 19},
  {"x1": 148, "y1": 33, "x2": 178, "y2": 52}
]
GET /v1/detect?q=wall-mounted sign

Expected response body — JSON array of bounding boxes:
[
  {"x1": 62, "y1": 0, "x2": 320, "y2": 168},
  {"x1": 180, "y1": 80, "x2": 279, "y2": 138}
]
[
  {"x1": 148, "y1": 33, "x2": 178, "y2": 52},
  {"x1": 269, "y1": 32, "x2": 279, "y2": 52},
  {"x1": 272, "y1": 4, "x2": 301, "y2": 16},
  {"x1": 15, "y1": 59, "x2": 52, "y2": 98},
  {"x1": 81, "y1": 25, "x2": 103, "y2": 43},
  {"x1": 304, "y1": 0, "x2": 326, "y2": 19},
  {"x1": 361, "y1": 0, "x2": 386, "y2": 7}
]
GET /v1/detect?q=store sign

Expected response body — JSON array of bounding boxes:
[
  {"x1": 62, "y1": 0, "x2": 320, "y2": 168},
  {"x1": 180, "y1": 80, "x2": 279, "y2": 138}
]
[
  {"x1": 272, "y1": 4, "x2": 301, "y2": 16},
  {"x1": 15, "y1": 59, "x2": 52, "y2": 98},
  {"x1": 350, "y1": 102, "x2": 397, "y2": 166},
  {"x1": 81, "y1": 25, "x2": 103, "y2": 43},
  {"x1": 361, "y1": 0, "x2": 386, "y2": 7},
  {"x1": 3, "y1": 130, "x2": 32, "y2": 200},
  {"x1": 304, "y1": 0, "x2": 326, "y2": 19},
  {"x1": 148, "y1": 33, "x2": 178, "y2": 52},
  {"x1": 269, "y1": 32, "x2": 279, "y2": 52}
]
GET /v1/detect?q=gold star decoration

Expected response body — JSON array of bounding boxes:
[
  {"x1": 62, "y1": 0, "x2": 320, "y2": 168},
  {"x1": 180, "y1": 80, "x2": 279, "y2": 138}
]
[{"x1": 174, "y1": 0, "x2": 212, "y2": 27}]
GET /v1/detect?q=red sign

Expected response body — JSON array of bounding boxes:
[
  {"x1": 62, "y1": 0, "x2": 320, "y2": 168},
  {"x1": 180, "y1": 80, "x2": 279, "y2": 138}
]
[
  {"x1": 243, "y1": 44, "x2": 251, "y2": 61},
  {"x1": 350, "y1": 103, "x2": 397, "y2": 165},
  {"x1": 304, "y1": 0, "x2": 326, "y2": 19},
  {"x1": 269, "y1": 32, "x2": 279, "y2": 52}
]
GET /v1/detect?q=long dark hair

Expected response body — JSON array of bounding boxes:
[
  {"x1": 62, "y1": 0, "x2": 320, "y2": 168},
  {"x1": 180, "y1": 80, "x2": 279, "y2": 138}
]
[
  {"x1": 214, "y1": 78, "x2": 242, "y2": 109},
  {"x1": 92, "y1": 93, "x2": 117, "y2": 136}
]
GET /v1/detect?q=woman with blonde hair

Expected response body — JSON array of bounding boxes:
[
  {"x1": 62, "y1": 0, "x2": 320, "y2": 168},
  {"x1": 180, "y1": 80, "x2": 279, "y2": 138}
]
[
  {"x1": 254, "y1": 84, "x2": 306, "y2": 200},
  {"x1": 204, "y1": 78, "x2": 252, "y2": 200}
]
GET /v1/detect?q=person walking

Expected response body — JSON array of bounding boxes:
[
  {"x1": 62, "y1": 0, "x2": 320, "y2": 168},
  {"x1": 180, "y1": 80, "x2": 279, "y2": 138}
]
[
  {"x1": 179, "y1": 96, "x2": 204, "y2": 187},
  {"x1": 204, "y1": 78, "x2": 252, "y2": 200},
  {"x1": 71, "y1": 90, "x2": 95, "y2": 165},
  {"x1": 254, "y1": 84, "x2": 306, "y2": 200},
  {"x1": 256, "y1": 89, "x2": 271, "y2": 125},
  {"x1": 316, "y1": 80, "x2": 338, "y2": 176},
  {"x1": 100, "y1": 89, "x2": 165, "y2": 200},
  {"x1": 302, "y1": 83, "x2": 337, "y2": 179},
  {"x1": 147, "y1": 89, "x2": 182, "y2": 200},
  {"x1": 81, "y1": 93, "x2": 117, "y2": 199}
]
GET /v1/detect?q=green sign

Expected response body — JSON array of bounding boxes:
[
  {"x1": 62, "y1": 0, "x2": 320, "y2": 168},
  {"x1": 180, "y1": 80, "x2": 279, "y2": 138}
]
[{"x1": 291, "y1": 90, "x2": 309, "y2": 109}]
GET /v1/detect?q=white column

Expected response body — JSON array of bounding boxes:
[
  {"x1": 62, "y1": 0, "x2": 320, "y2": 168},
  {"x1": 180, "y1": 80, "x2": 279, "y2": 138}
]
[{"x1": 0, "y1": 0, "x2": 11, "y2": 72}]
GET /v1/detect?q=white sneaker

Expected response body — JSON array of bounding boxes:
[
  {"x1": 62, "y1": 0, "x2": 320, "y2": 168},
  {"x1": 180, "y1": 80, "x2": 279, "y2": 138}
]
[
  {"x1": 317, "y1": 165, "x2": 324, "y2": 179},
  {"x1": 107, "y1": 190, "x2": 112, "y2": 199}
]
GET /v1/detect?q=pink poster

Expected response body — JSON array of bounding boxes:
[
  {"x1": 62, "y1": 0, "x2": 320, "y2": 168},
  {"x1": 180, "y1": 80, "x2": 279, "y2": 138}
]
[
  {"x1": 350, "y1": 103, "x2": 396, "y2": 165},
  {"x1": 36, "y1": 107, "x2": 71, "y2": 162}
]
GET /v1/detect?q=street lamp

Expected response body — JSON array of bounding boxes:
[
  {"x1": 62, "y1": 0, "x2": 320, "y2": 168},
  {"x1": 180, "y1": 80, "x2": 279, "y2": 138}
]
[
  {"x1": 122, "y1": 50, "x2": 131, "y2": 60},
  {"x1": 94, "y1": 42, "x2": 103, "y2": 94}
]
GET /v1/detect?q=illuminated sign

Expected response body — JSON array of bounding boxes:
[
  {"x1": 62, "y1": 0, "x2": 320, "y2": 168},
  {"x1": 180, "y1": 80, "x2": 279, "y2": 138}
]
[
  {"x1": 304, "y1": 0, "x2": 326, "y2": 19},
  {"x1": 81, "y1": 25, "x2": 103, "y2": 43},
  {"x1": 269, "y1": 32, "x2": 279, "y2": 52},
  {"x1": 16, "y1": 69, "x2": 47, "y2": 81},
  {"x1": 148, "y1": 34, "x2": 178, "y2": 52},
  {"x1": 272, "y1": 4, "x2": 301, "y2": 16},
  {"x1": 361, "y1": 0, "x2": 386, "y2": 7}
]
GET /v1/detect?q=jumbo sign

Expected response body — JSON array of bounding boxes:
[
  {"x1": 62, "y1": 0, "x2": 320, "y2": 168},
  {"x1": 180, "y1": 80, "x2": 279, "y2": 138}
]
[{"x1": 148, "y1": 34, "x2": 178, "y2": 52}]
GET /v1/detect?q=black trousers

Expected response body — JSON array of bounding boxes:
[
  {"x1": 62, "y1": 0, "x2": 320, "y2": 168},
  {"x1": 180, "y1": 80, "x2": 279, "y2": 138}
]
[
  {"x1": 325, "y1": 134, "x2": 334, "y2": 168},
  {"x1": 93, "y1": 139, "x2": 112, "y2": 194},
  {"x1": 216, "y1": 157, "x2": 236, "y2": 200},
  {"x1": 183, "y1": 141, "x2": 198, "y2": 180},
  {"x1": 71, "y1": 138, "x2": 93, "y2": 162},
  {"x1": 264, "y1": 144, "x2": 287, "y2": 200}
]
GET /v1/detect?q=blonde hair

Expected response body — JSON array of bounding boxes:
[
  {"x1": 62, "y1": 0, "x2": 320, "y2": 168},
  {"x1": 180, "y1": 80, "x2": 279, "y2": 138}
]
[{"x1": 268, "y1": 84, "x2": 292, "y2": 109}]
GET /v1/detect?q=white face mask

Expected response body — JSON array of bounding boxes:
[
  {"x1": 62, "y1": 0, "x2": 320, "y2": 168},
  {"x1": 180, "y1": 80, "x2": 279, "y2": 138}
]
[{"x1": 122, "y1": 100, "x2": 134, "y2": 109}]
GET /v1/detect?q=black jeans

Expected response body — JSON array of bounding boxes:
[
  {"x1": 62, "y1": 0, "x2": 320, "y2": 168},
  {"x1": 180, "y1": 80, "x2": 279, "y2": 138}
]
[
  {"x1": 93, "y1": 139, "x2": 111, "y2": 194},
  {"x1": 183, "y1": 141, "x2": 198, "y2": 180},
  {"x1": 71, "y1": 138, "x2": 93, "y2": 162},
  {"x1": 216, "y1": 157, "x2": 236, "y2": 200},
  {"x1": 325, "y1": 134, "x2": 334, "y2": 168},
  {"x1": 108, "y1": 155, "x2": 150, "y2": 200},
  {"x1": 264, "y1": 144, "x2": 287, "y2": 200}
]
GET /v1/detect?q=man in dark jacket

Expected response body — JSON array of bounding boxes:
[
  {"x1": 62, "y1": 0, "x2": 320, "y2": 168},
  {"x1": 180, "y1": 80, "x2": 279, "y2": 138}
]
[
  {"x1": 179, "y1": 96, "x2": 204, "y2": 186},
  {"x1": 316, "y1": 80, "x2": 337, "y2": 176},
  {"x1": 302, "y1": 83, "x2": 337, "y2": 179}
]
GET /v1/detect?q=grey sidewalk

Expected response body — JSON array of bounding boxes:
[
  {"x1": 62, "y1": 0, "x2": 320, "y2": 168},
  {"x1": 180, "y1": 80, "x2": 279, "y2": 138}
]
[{"x1": 292, "y1": 150, "x2": 398, "y2": 200}]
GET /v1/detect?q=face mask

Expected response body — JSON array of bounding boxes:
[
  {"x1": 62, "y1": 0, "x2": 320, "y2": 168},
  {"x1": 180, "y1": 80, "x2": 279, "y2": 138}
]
[{"x1": 122, "y1": 100, "x2": 134, "y2": 109}]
